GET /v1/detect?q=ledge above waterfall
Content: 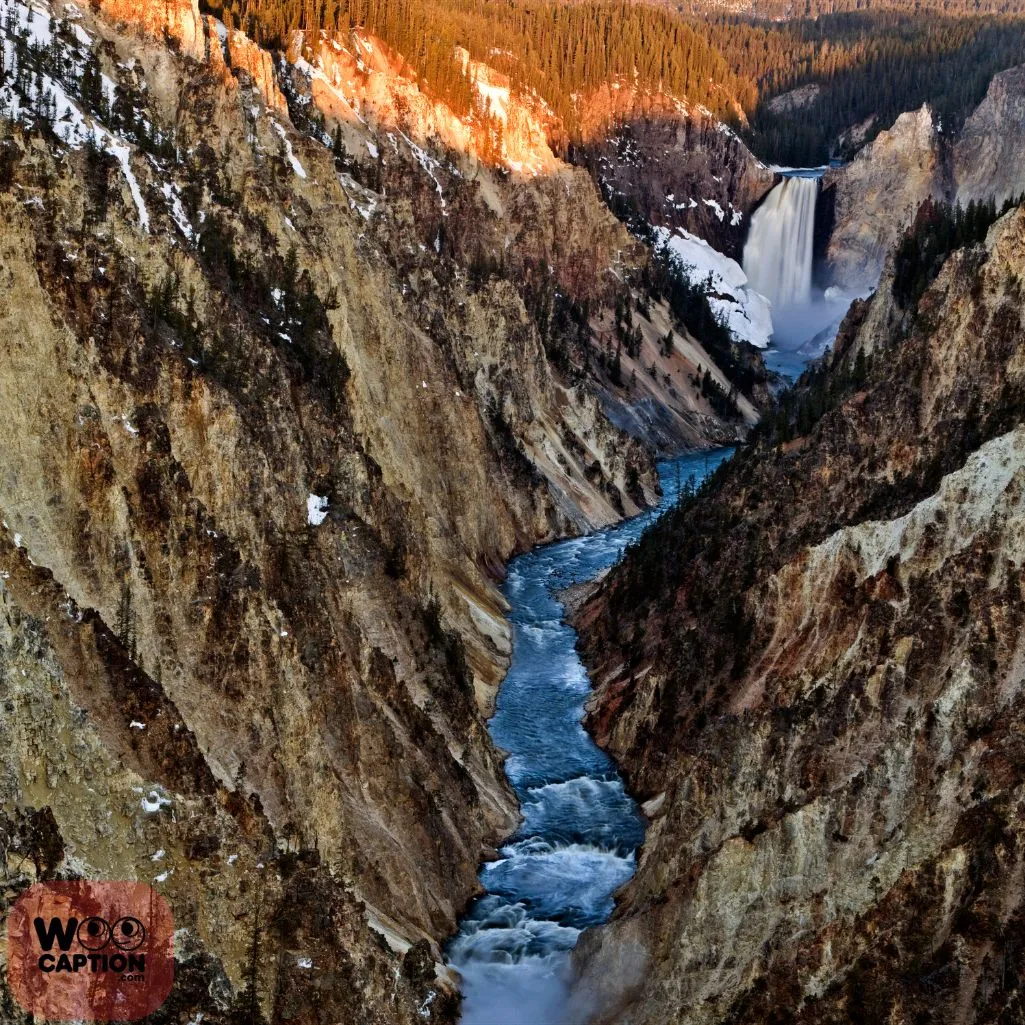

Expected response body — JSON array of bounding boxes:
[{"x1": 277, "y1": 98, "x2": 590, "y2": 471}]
[{"x1": 652, "y1": 226, "x2": 774, "y2": 349}]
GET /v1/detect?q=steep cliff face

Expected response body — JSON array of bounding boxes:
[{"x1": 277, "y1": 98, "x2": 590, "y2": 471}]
[
  {"x1": 88, "y1": 0, "x2": 767, "y2": 451},
  {"x1": 0, "y1": 0, "x2": 685, "y2": 1020},
  {"x1": 98, "y1": 0, "x2": 207, "y2": 61},
  {"x1": 825, "y1": 64, "x2": 1025, "y2": 292},
  {"x1": 823, "y1": 105, "x2": 948, "y2": 292},
  {"x1": 954, "y1": 64, "x2": 1025, "y2": 207},
  {"x1": 98, "y1": 0, "x2": 288, "y2": 111},
  {"x1": 574, "y1": 103, "x2": 776, "y2": 260},
  {"x1": 573, "y1": 205, "x2": 1025, "y2": 1024},
  {"x1": 588, "y1": 291, "x2": 763, "y2": 455},
  {"x1": 287, "y1": 31, "x2": 560, "y2": 175}
]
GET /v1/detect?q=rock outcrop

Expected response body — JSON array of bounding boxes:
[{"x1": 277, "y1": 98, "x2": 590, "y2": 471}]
[
  {"x1": 574, "y1": 102, "x2": 776, "y2": 259},
  {"x1": 98, "y1": 0, "x2": 206, "y2": 60},
  {"x1": 824, "y1": 65, "x2": 1025, "y2": 292},
  {"x1": 291, "y1": 31, "x2": 560, "y2": 175},
  {"x1": 573, "y1": 205, "x2": 1025, "y2": 1024},
  {"x1": 226, "y1": 27, "x2": 288, "y2": 112},
  {"x1": 823, "y1": 105, "x2": 948, "y2": 292},
  {"x1": 954, "y1": 63, "x2": 1025, "y2": 207},
  {"x1": 98, "y1": 0, "x2": 287, "y2": 110}
]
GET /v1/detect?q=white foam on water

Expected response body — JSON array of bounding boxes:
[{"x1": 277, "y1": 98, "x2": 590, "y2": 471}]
[{"x1": 449, "y1": 450, "x2": 736, "y2": 1022}]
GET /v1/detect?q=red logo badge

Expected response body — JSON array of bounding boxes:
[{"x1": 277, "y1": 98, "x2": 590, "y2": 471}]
[{"x1": 7, "y1": 881, "x2": 174, "y2": 1021}]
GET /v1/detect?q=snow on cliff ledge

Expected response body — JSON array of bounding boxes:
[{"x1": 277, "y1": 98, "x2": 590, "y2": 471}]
[{"x1": 653, "y1": 226, "x2": 773, "y2": 349}]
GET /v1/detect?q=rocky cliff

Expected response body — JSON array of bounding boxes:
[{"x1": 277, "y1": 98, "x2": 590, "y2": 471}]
[
  {"x1": 825, "y1": 64, "x2": 1025, "y2": 291},
  {"x1": 0, "y1": 0, "x2": 699, "y2": 1020},
  {"x1": 573, "y1": 101, "x2": 776, "y2": 260},
  {"x1": 573, "y1": 204, "x2": 1025, "y2": 1023},
  {"x1": 87, "y1": 0, "x2": 769, "y2": 446},
  {"x1": 954, "y1": 63, "x2": 1025, "y2": 207},
  {"x1": 823, "y1": 105, "x2": 948, "y2": 292}
]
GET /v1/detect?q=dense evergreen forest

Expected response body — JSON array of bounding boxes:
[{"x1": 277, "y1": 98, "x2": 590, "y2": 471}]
[
  {"x1": 200, "y1": 0, "x2": 1025, "y2": 165},
  {"x1": 719, "y1": 12, "x2": 1025, "y2": 163},
  {"x1": 202, "y1": 0, "x2": 755, "y2": 126},
  {"x1": 680, "y1": 0, "x2": 1025, "y2": 18}
]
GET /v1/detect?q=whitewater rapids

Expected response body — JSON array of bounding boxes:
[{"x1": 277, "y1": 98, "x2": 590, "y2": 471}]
[{"x1": 448, "y1": 450, "x2": 734, "y2": 1025}]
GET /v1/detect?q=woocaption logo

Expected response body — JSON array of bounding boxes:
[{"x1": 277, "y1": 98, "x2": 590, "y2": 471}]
[{"x1": 7, "y1": 881, "x2": 174, "y2": 1021}]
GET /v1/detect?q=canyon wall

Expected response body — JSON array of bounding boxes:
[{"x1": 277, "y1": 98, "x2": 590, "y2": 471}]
[
  {"x1": 825, "y1": 64, "x2": 1025, "y2": 291},
  {"x1": 574, "y1": 102, "x2": 776, "y2": 260},
  {"x1": 954, "y1": 63, "x2": 1025, "y2": 207},
  {"x1": 823, "y1": 105, "x2": 948, "y2": 292},
  {"x1": 0, "y1": 1, "x2": 685, "y2": 1021},
  {"x1": 574, "y1": 205, "x2": 1025, "y2": 1023}
]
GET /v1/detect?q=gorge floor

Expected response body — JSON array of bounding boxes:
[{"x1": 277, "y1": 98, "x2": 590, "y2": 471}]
[{"x1": 447, "y1": 449, "x2": 734, "y2": 1025}]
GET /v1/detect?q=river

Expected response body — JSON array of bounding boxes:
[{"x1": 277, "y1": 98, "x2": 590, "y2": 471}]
[{"x1": 447, "y1": 448, "x2": 734, "y2": 1025}]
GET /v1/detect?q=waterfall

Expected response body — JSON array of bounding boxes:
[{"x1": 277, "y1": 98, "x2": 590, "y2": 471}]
[{"x1": 743, "y1": 175, "x2": 819, "y2": 309}]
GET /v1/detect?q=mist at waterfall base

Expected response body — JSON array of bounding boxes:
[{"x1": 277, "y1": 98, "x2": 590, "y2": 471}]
[
  {"x1": 743, "y1": 170, "x2": 857, "y2": 380},
  {"x1": 448, "y1": 450, "x2": 734, "y2": 1025}
]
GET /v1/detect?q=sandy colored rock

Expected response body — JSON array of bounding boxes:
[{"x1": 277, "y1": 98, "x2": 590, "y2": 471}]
[{"x1": 574, "y1": 207, "x2": 1025, "y2": 1025}]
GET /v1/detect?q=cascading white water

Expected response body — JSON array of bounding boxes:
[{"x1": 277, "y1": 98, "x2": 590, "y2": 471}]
[
  {"x1": 448, "y1": 450, "x2": 735, "y2": 1025},
  {"x1": 743, "y1": 175, "x2": 819, "y2": 310}
]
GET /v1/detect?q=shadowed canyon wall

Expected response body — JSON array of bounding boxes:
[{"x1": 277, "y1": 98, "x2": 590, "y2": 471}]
[{"x1": 573, "y1": 204, "x2": 1025, "y2": 1024}]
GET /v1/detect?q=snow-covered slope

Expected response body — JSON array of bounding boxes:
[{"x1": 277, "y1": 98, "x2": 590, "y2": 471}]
[
  {"x1": 0, "y1": 0, "x2": 153, "y2": 228},
  {"x1": 653, "y1": 225, "x2": 773, "y2": 348}
]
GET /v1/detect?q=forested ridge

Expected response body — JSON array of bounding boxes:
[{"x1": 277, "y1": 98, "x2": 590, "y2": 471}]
[
  {"x1": 199, "y1": 0, "x2": 1025, "y2": 162},
  {"x1": 201, "y1": 0, "x2": 756, "y2": 127},
  {"x1": 717, "y1": 12, "x2": 1025, "y2": 163},
  {"x1": 680, "y1": 0, "x2": 1025, "y2": 17}
]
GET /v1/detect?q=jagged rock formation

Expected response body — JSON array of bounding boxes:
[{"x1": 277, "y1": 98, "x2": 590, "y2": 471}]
[
  {"x1": 824, "y1": 64, "x2": 1025, "y2": 291},
  {"x1": 573, "y1": 205, "x2": 1025, "y2": 1023},
  {"x1": 98, "y1": 0, "x2": 287, "y2": 110},
  {"x1": 574, "y1": 104, "x2": 776, "y2": 259},
  {"x1": 823, "y1": 105, "x2": 948, "y2": 292},
  {"x1": 954, "y1": 63, "x2": 1025, "y2": 206}
]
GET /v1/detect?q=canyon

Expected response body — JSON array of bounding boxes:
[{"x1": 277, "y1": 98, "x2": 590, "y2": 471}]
[{"x1": 0, "y1": 0, "x2": 1024, "y2": 1021}]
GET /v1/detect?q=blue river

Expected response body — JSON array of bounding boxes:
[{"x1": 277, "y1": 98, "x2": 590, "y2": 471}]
[{"x1": 448, "y1": 448, "x2": 734, "y2": 1025}]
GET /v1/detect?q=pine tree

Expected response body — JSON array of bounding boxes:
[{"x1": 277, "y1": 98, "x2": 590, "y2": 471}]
[{"x1": 610, "y1": 342, "x2": 622, "y2": 387}]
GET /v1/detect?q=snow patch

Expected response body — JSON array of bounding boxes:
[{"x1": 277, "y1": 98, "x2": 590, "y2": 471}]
[
  {"x1": 307, "y1": 494, "x2": 329, "y2": 526},
  {"x1": 654, "y1": 226, "x2": 773, "y2": 349},
  {"x1": 159, "y1": 182, "x2": 194, "y2": 240},
  {"x1": 703, "y1": 198, "x2": 725, "y2": 221},
  {"x1": 273, "y1": 121, "x2": 307, "y2": 179},
  {"x1": 140, "y1": 789, "x2": 172, "y2": 814}
]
